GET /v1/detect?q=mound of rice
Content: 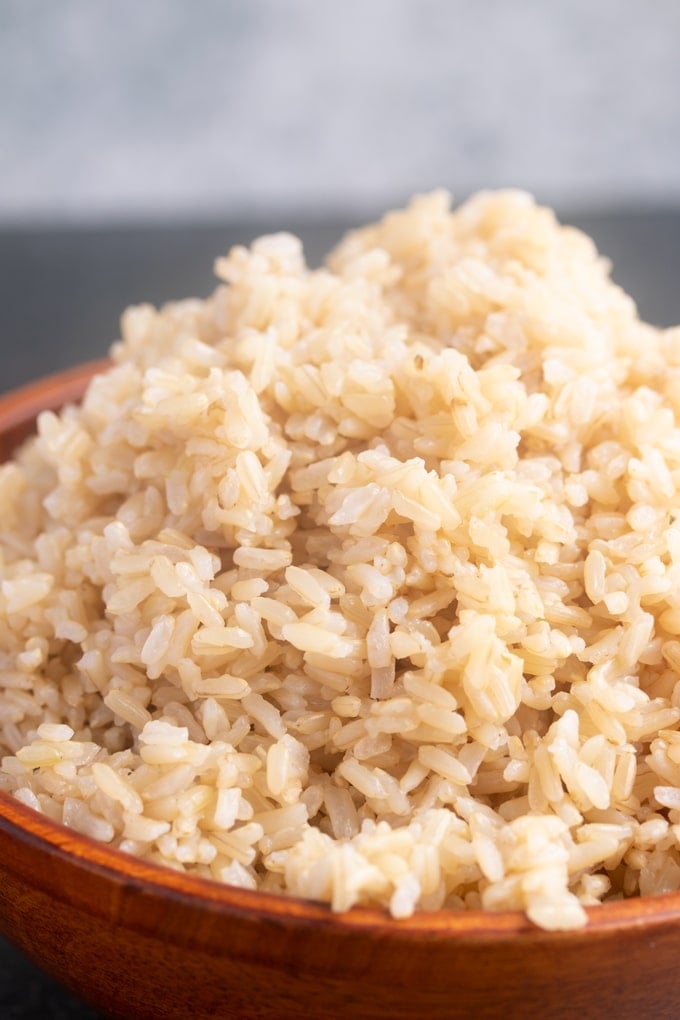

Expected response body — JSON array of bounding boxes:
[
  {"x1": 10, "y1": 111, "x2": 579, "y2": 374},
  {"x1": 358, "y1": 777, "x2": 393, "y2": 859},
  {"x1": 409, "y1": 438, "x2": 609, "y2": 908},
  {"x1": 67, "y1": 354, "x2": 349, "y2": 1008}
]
[{"x1": 3, "y1": 191, "x2": 680, "y2": 931}]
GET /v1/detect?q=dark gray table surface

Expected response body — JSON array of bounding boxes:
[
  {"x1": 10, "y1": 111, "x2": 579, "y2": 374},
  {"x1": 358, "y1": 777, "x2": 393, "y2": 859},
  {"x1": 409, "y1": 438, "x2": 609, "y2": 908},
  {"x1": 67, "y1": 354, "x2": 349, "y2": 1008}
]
[{"x1": 0, "y1": 210, "x2": 678, "y2": 1018}]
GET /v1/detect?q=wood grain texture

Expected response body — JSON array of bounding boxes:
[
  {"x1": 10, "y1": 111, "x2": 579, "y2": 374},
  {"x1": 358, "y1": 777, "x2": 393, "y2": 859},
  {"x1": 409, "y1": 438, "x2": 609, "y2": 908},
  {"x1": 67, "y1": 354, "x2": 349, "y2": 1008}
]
[{"x1": 1, "y1": 365, "x2": 680, "y2": 1019}]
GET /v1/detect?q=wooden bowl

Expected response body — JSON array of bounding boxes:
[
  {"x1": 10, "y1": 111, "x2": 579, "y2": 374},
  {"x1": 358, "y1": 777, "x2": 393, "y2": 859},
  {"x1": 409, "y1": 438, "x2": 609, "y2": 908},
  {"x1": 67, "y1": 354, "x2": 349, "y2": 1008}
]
[{"x1": 1, "y1": 364, "x2": 680, "y2": 1020}]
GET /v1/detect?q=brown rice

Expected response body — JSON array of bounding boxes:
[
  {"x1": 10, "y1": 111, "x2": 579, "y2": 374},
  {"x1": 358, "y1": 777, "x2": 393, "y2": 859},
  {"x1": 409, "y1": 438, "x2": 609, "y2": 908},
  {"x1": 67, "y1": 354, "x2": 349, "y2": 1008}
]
[{"x1": 2, "y1": 190, "x2": 680, "y2": 930}]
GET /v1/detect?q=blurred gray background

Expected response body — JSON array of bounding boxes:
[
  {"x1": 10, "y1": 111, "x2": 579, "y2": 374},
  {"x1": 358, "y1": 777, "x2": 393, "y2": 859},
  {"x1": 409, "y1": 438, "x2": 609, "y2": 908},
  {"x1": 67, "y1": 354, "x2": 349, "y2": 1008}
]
[
  {"x1": 2, "y1": 0, "x2": 680, "y2": 224},
  {"x1": 2, "y1": 0, "x2": 680, "y2": 395}
]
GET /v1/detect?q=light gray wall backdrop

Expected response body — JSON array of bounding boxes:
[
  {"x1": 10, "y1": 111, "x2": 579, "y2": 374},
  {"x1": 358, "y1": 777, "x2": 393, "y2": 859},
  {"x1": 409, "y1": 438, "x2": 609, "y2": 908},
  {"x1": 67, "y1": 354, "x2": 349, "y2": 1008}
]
[{"x1": 1, "y1": 0, "x2": 679, "y2": 223}]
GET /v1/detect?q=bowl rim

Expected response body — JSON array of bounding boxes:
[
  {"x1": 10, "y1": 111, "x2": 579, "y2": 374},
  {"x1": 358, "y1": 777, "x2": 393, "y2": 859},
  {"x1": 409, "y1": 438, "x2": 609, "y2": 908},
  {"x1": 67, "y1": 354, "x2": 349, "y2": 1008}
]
[
  {"x1": 3, "y1": 784, "x2": 680, "y2": 941},
  {"x1": 2, "y1": 361, "x2": 680, "y2": 942}
]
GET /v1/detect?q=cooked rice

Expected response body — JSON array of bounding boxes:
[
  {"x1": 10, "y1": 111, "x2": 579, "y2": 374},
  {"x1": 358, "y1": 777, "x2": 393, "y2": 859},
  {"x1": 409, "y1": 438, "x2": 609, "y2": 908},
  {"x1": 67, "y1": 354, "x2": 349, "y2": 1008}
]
[{"x1": 3, "y1": 190, "x2": 680, "y2": 930}]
